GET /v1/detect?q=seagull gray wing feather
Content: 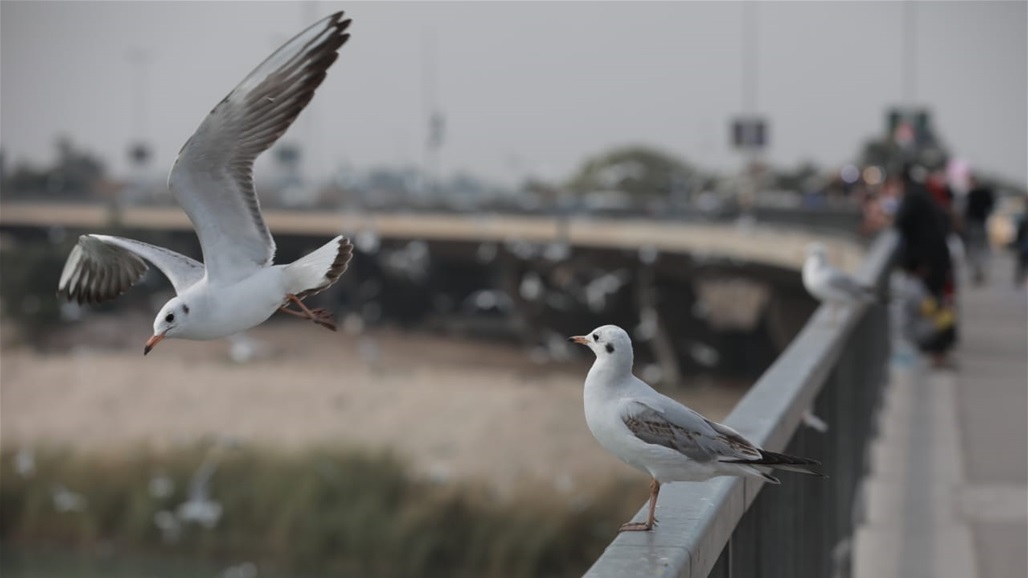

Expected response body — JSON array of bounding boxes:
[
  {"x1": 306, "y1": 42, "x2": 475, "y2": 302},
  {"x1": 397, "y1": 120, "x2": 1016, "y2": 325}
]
[
  {"x1": 168, "y1": 12, "x2": 351, "y2": 286},
  {"x1": 622, "y1": 398, "x2": 763, "y2": 463},
  {"x1": 58, "y1": 234, "x2": 204, "y2": 305}
]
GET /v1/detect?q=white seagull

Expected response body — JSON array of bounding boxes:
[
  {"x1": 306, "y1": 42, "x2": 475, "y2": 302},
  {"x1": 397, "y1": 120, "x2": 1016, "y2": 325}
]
[
  {"x1": 57, "y1": 12, "x2": 354, "y2": 355},
  {"x1": 802, "y1": 242, "x2": 876, "y2": 318},
  {"x1": 569, "y1": 325, "x2": 824, "y2": 532}
]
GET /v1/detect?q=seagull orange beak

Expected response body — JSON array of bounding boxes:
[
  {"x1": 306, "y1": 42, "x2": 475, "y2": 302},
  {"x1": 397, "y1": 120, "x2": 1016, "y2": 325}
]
[
  {"x1": 144, "y1": 333, "x2": 165, "y2": 356},
  {"x1": 567, "y1": 335, "x2": 590, "y2": 345}
]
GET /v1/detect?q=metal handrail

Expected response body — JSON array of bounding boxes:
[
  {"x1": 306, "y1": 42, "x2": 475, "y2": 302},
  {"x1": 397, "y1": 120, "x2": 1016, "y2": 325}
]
[{"x1": 584, "y1": 230, "x2": 898, "y2": 578}]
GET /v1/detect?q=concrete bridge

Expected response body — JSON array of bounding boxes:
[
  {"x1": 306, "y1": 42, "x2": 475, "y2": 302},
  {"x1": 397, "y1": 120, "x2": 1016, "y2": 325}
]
[
  {"x1": 0, "y1": 201, "x2": 865, "y2": 271},
  {"x1": 0, "y1": 201, "x2": 870, "y2": 380}
]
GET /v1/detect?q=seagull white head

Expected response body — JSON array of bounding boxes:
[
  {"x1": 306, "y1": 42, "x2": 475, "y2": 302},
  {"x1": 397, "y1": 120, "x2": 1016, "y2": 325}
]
[
  {"x1": 568, "y1": 324, "x2": 634, "y2": 363},
  {"x1": 146, "y1": 297, "x2": 193, "y2": 355}
]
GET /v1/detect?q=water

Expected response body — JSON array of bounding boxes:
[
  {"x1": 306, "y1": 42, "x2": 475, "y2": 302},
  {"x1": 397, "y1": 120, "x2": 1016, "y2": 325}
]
[{"x1": 0, "y1": 546, "x2": 311, "y2": 578}]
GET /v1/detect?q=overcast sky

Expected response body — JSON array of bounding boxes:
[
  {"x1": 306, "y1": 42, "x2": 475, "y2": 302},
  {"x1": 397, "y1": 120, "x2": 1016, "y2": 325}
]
[{"x1": 2, "y1": 1, "x2": 1025, "y2": 188}]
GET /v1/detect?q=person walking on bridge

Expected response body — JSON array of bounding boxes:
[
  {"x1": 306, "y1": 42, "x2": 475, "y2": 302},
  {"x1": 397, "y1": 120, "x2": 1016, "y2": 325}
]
[{"x1": 963, "y1": 174, "x2": 996, "y2": 285}]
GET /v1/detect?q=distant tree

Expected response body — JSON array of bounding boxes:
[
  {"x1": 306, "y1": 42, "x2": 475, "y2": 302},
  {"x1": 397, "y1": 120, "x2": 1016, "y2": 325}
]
[
  {"x1": 366, "y1": 166, "x2": 418, "y2": 194},
  {"x1": 447, "y1": 172, "x2": 489, "y2": 196},
  {"x1": 567, "y1": 145, "x2": 698, "y2": 199},
  {"x1": 522, "y1": 177, "x2": 560, "y2": 198},
  {"x1": 6, "y1": 162, "x2": 48, "y2": 194},
  {"x1": 6, "y1": 136, "x2": 107, "y2": 197},
  {"x1": 53, "y1": 136, "x2": 107, "y2": 195},
  {"x1": 771, "y1": 160, "x2": 822, "y2": 193}
]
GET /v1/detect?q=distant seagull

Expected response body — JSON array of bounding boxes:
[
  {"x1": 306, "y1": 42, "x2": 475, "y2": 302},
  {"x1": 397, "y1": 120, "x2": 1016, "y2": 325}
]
[
  {"x1": 12, "y1": 447, "x2": 36, "y2": 478},
  {"x1": 177, "y1": 456, "x2": 223, "y2": 529},
  {"x1": 569, "y1": 325, "x2": 825, "y2": 532},
  {"x1": 51, "y1": 483, "x2": 88, "y2": 513},
  {"x1": 461, "y1": 289, "x2": 513, "y2": 314},
  {"x1": 57, "y1": 12, "x2": 355, "y2": 355},
  {"x1": 802, "y1": 243, "x2": 875, "y2": 319}
]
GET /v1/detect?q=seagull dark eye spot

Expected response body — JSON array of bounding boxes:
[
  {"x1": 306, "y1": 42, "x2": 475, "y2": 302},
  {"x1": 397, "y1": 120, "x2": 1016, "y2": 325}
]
[
  {"x1": 182, "y1": 304, "x2": 190, "y2": 314},
  {"x1": 592, "y1": 333, "x2": 599, "y2": 341},
  {"x1": 606, "y1": 344, "x2": 615, "y2": 353},
  {"x1": 165, "y1": 313, "x2": 175, "y2": 323}
]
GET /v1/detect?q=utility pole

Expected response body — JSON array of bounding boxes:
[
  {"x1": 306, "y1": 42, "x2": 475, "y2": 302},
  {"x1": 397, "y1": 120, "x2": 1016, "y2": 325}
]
[
  {"x1": 742, "y1": 1, "x2": 758, "y2": 119},
  {"x1": 902, "y1": 0, "x2": 917, "y2": 106},
  {"x1": 422, "y1": 30, "x2": 445, "y2": 199},
  {"x1": 733, "y1": 1, "x2": 765, "y2": 208},
  {"x1": 125, "y1": 48, "x2": 152, "y2": 206}
]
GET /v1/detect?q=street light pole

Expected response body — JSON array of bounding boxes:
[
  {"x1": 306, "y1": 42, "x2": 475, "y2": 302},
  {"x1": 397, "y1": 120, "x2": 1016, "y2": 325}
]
[
  {"x1": 421, "y1": 29, "x2": 442, "y2": 198},
  {"x1": 902, "y1": 0, "x2": 917, "y2": 105},
  {"x1": 125, "y1": 48, "x2": 152, "y2": 208},
  {"x1": 738, "y1": 1, "x2": 762, "y2": 204},
  {"x1": 742, "y1": 1, "x2": 758, "y2": 117}
]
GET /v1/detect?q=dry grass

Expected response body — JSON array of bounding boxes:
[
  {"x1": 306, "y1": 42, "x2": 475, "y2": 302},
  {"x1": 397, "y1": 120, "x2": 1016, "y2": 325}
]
[{"x1": 0, "y1": 444, "x2": 644, "y2": 578}]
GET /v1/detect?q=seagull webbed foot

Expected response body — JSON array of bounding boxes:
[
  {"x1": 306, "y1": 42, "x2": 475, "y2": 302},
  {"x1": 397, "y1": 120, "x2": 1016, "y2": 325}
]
[
  {"x1": 618, "y1": 521, "x2": 654, "y2": 532},
  {"x1": 309, "y1": 308, "x2": 337, "y2": 331},
  {"x1": 281, "y1": 294, "x2": 337, "y2": 331}
]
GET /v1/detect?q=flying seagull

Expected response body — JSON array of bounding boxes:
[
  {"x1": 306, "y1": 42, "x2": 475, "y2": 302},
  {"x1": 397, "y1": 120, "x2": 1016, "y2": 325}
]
[
  {"x1": 57, "y1": 12, "x2": 354, "y2": 355},
  {"x1": 569, "y1": 325, "x2": 825, "y2": 532},
  {"x1": 802, "y1": 242, "x2": 876, "y2": 320}
]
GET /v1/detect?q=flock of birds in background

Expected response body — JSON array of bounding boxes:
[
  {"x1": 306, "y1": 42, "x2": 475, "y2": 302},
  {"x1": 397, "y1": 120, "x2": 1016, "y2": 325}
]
[{"x1": 34, "y1": 10, "x2": 878, "y2": 538}]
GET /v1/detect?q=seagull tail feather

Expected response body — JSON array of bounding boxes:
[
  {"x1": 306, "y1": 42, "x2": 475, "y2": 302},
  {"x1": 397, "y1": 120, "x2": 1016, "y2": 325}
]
[
  {"x1": 724, "y1": 450, "x2": 828, "y2": 479},
  {"x1": 286, "y1": 236, "x2": 354, "y2": 300}
]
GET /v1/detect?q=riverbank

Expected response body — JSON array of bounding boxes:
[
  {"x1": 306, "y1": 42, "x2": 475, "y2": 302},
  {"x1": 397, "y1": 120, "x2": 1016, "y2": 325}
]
[
  {"x1": 1, "y1": 316, "x2": 743, "y2": 492},
  {"x1": 0, "y1": 444, "x2": 643, "y2": 578},
  {"x1": 1, "y1": 315, "x2": 745, "y2": 575}
]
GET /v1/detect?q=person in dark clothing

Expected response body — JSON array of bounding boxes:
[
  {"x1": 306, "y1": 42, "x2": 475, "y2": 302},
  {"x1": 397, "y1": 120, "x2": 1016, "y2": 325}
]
[
  {"x1": 1013, "y1": 213, "x2": 1028, "y2": 287},
  {"x1": 964, "y1": 175, "x2": 996, "y2": 284},
  {"x1": 894, "y1": 164, "x2": 956, "y2": 366},
  {"x1": 894, "y1": 165, "x2": 952, "y2": 299}
]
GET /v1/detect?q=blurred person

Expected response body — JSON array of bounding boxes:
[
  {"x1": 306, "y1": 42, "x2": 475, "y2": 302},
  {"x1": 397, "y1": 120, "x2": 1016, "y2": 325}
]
[
  {"x1": 1012, "y1": 212, "x2": 1028, "y2": 287},
  {"x1": 963, "y1": 174, "x2": 996, "y2": 284},
  {"x1": 926, "y1": 168, "x2": 967, "y2": 273},
  {"x1": 898, "y1": 262, "x2": 957, "y2": 368},
  {"x1": 860, "y1": 176, "x2": 902, "y2": 235},
  {"x1": 879, "y1": 175, "x2": 904, "y2": 215},
  {"x1": 895, "y1": 164, "x2": 953, "y2": 298},
  {"x1": 926, "y1": 169, "x2": 956, "y2": 215},
  {"x1": 861, "y1": 191, "x2": 889, "y2": 235},
  {"x1": 894, "y1": 164, "x2": 957, "y2": 365}
]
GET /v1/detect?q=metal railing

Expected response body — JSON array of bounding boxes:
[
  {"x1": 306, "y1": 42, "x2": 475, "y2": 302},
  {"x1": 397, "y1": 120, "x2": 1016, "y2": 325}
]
[{"x1": 584, "y1": 230, "x2": 898, "y2": 578}]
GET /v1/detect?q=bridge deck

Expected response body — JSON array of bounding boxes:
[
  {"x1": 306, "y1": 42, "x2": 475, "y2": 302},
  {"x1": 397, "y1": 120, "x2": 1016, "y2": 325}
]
[
  {"x1": 854, "y1": 254, "x2": 1027, "y2": 578},
  {"x1": 0, "y1": 202, "x2": 865, "y2": 270}
]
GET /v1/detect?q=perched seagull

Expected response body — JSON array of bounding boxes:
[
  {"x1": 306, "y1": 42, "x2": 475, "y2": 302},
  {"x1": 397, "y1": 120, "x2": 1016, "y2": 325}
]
[
  {"x1": 802, "y1": 243, "x2": 875, "y2": 319},
  {"x1": 57, "y1": 12, "x2": 354, "y2": 355},
  {"x1": 569, "y1": 325, "x2": 825, "y2": 532}
]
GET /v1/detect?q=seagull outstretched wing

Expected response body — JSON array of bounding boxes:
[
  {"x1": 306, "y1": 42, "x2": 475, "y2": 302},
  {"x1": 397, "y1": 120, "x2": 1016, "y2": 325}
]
[
  {"x1": 168, "y1": 12, "x2": 351, "y2": 285},
  {"x1": 58, "y1": 234, "x2": 204, "y2": 305}
]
